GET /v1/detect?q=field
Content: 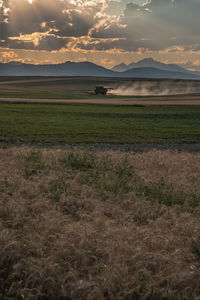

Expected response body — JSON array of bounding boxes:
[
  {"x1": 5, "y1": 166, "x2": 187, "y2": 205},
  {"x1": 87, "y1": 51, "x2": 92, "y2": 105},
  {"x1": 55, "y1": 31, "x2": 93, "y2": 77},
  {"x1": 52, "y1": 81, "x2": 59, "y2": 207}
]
[
  {"x1": 0, "y1": 77, "x2": 200, "y2": 299},
  {"x1": 1, "y1": 147, "x2": 200, "y2": 299},
  {"x1": 0, "y1": 76, "x2": 130, "y2": 100},
  {"x1": 1, "y1": 103, "x2": 200, "y2": 146},
  {"x1": 0, "y1": 76, "x2": 200, "y2": 147},
  {"x1": 1, "y1": 76, "x2": 200, "y2": 103}
]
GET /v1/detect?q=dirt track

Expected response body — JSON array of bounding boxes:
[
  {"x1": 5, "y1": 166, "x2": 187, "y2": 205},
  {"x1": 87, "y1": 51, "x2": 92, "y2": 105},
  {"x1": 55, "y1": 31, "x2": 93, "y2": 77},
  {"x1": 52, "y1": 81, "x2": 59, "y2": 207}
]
[{"x1": 1, "y1": 94, "x2": 200, "y2": 106}]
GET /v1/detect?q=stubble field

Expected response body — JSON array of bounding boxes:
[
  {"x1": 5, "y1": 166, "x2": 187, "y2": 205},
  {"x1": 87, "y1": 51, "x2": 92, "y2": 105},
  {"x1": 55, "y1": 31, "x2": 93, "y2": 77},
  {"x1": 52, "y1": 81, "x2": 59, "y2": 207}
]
[
  {"x1": 0, "y1": 76, "x2": 200, "y2": 299},
  {"x1": 0, "y1": 147, "x2": 200, "y2": 299},
  {"x1": 1, "y1": 76, "x2": 200, "y2": 104}
]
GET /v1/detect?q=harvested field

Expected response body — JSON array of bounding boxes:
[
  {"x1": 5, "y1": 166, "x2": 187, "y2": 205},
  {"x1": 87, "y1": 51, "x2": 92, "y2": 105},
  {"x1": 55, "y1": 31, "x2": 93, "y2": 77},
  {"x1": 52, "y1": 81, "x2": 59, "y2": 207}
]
[
  {"x1": 1, "y1": 76, "x2": 200, "y2": 106},
  {"x1": 0, "y1": 147, "x2": 200, "y2": 299}
]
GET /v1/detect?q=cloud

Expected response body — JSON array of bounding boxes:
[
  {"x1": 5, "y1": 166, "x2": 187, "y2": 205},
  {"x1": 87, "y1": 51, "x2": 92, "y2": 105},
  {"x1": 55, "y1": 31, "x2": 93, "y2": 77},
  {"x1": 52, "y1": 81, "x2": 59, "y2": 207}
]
[
  {"x1": 179, "y1": 60, "x2": 200, "y2": 72},
  {"x1": 7, "y1": 33, "x2": 71, "y2": 51},
  {"x1": 89, "y1": 0, "x2": 200, "y2": 52},
  {"x1": 0, "y1": 0, "x2": 109, "y2": 50},
  {"x1": 0, "y1": 0, "x2": 200, "y2": 53}
]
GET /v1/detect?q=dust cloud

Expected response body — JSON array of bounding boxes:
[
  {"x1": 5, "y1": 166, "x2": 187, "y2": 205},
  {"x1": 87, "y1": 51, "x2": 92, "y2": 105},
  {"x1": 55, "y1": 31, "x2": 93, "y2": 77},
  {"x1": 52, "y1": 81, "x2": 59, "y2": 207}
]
[{"x1": 109, "y1": 80, "x2": 200, "y2": 96}]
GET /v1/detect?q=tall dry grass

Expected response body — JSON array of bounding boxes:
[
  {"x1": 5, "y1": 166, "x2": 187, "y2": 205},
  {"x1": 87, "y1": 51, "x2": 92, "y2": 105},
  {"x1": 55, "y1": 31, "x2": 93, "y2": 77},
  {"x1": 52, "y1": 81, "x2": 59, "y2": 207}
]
[{"x1": 0, "y1": 147, "x2": 200, "y2": 300}]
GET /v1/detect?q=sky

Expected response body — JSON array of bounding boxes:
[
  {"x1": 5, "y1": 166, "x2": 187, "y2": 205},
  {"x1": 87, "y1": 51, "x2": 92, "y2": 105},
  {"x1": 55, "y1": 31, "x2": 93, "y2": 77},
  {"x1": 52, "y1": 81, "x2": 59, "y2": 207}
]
[{"x1": 0, "y1": 0, "x2": 200, "y2": 70}]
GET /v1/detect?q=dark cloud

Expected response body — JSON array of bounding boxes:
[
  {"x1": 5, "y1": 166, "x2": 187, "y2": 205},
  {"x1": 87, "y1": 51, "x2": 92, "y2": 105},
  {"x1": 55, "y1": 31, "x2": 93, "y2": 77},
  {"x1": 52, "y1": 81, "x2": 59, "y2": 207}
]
[
  {"x1": 5, "y1": 35, "x2": 71, "y2": 51},
  {"x1": 0, "y1": 0, "x2": 200, "y2": 52},
  {"x1": 0, "y1": 0, "x2": 105, "y2": 50},
  {"x1": 88, "y1": 0, "x2": 200, "y2": 52}
]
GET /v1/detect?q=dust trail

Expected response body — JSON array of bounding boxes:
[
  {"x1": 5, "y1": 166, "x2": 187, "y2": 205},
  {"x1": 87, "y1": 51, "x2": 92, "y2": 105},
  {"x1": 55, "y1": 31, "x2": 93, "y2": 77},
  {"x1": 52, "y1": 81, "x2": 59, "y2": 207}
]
[{"x1": 109, "y1": 80, "x2": 200, "y2": 96}]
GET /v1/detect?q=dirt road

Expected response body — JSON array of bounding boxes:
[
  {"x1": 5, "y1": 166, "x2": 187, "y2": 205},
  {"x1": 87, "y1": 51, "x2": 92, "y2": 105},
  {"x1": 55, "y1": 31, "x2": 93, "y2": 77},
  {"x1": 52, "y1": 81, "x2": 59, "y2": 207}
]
[{"x1": 1, "y1": 94, "x2": 200, "y2": 106}]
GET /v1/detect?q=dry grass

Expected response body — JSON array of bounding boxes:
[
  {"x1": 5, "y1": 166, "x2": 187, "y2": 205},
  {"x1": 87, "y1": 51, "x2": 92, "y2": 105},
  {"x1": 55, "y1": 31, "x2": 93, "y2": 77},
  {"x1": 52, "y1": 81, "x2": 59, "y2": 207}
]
[{"x1": 0, "y1": 147, "x2": 200, "y2": 300}]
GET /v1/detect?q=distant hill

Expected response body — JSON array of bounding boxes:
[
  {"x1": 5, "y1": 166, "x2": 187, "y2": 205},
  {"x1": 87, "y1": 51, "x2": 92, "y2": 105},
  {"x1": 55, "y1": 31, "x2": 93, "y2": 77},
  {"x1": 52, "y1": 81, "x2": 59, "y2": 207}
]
[
  {"x1": 112, "y1": 57, "x2": 199, "y2": 75},
  {"x1": 0, "y1": 60, "x2": 200, "y2": 80},
  {"x1": 0, "y1": 61, "x2": 116, "y2": 77},
  {"x1": 121, "y1": 67, "x2": 200, "y2": 80}
]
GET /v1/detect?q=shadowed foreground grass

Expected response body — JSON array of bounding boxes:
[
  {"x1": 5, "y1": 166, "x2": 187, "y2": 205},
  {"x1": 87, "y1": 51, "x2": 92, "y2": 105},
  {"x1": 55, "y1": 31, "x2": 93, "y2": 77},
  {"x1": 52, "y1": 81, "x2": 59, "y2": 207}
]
[{"x1": 0, "y1": 147, "x2": 200, "y2": 299}]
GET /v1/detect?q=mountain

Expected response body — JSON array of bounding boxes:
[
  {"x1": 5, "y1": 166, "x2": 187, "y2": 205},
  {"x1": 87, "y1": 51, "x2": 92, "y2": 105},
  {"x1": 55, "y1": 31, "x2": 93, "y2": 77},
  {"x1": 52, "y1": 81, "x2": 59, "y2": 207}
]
[
  {"x1": 112, "y1": 58, "x2": 198, "y2": 75},
  {"x1": 0, "y1": 61, "x2": 116, "y2": 77},
  {"x1": 112, "y1": 63, "x2": 128, "y2": 72},
  {"x1": 121, "y1": 67, "x2": 200, "y2": 80},
  {"x1": 0, "y1": 60, "x2": 200, "y2": 80}
]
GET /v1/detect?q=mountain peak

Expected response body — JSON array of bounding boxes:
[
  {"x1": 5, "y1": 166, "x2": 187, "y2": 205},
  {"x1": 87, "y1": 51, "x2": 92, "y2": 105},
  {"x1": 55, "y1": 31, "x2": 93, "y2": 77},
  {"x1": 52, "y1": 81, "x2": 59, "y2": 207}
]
[
  {"x1": 138, "y1": 58, "x2": 155, "y2": 63},
  {"x1": 112, "y1": 62, "x2": 129, "y2": 72},
  {"x1": 116, "y1": 63, "x2": 128, "y2": 67},
  {"x1": 113, "y1": 57, "x2": 194, "y2": 75}
]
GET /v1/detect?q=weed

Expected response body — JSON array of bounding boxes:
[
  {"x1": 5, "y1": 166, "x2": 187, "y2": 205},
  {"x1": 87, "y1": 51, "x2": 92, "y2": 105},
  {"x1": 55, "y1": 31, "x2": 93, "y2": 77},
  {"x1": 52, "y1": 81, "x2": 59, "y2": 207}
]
[
  {"x1": 147, "y1": 286, "x2": 160, "y2": 300},
  {"x1": 86, "y1": 155, "x2": 137, "y2": 197},
  {"x1": 115, "y1": 156, "x2": 133, "y2": 180},
  {"x1": 179, "y1": 291, "x2": 196, "y2": 300},
  {"x1": 93, "y1": 263, "x2": 106, "y2": 276},
  {"x1": 0, "y1": 177, "x2": 11, "y2": 192},
  {"x1": 137, "y1": 177, "x2": 186, "y2": 206},
  {"x1": 194, "y1": 248, "x2": 200, "y2": 261},
  {"x1": 111, "y1": 156, "x2": 135, "y2": 194},
  {"x1": 48, "y1": 177, "x2": 70, "y2": 202},
  {"x1": 186, "y1": 192, "x2": 200, "y2": 209},
  {"x1": 192, "y1": 237, "x2": 200, "y2": 261},
  {"x1": 24, "y1": 150, "x2": 46, "y2": 178},
  {"x1": 60, "y1": 150, "x2": 95, "y2": 170}
]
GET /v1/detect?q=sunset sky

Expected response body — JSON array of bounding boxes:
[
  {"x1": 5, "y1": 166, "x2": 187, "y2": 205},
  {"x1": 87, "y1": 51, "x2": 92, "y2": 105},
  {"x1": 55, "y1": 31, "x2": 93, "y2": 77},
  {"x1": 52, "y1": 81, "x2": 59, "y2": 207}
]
[{"x1": 0, "y1": 0, "x2": 200, "y2": 70}]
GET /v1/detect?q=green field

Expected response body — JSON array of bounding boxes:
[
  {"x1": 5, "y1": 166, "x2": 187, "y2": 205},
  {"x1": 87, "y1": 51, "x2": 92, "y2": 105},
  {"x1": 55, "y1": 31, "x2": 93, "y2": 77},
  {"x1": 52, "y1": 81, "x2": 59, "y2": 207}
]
[{"x1": 1, "y1": 102, "x2": 200, "y2": 145}]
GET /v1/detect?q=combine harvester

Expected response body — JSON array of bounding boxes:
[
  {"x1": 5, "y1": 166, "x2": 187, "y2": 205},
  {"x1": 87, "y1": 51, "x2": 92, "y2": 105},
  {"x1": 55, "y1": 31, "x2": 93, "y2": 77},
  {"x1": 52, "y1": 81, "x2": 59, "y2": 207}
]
[{"x1": 94, "y1": 86, "x2": 113, "y2": 95}]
